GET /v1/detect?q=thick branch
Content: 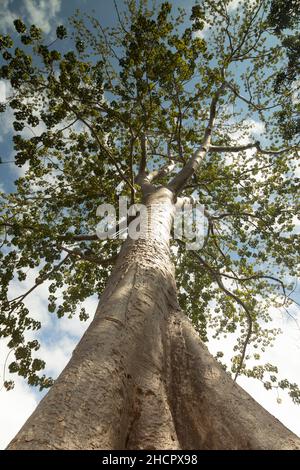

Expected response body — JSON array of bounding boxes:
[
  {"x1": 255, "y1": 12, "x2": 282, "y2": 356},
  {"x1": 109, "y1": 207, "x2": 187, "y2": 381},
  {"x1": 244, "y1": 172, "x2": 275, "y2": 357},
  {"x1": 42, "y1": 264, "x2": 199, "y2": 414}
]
[
  {"x1": 146, "y1": 160, "x2": 176, "y2": 183},
  {"x1": 58, "y1": 233, "x2": 99, "y2": 242},
  {"x1": 168, "y1": 84, "x2": 225, "y2": 194}
]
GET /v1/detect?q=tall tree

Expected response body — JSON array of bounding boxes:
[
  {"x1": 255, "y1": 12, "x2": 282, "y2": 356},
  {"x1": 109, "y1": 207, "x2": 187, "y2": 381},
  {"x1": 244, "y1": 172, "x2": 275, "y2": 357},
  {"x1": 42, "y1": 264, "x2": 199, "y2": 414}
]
[{"x1": 0, "y1": 0, "x2": 300, "y2": 449}]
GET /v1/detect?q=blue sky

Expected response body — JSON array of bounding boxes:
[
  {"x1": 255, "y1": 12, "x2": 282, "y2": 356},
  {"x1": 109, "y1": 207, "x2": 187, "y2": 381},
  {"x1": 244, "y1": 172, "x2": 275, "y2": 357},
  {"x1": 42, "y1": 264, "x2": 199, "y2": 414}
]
[{"x1": 0, "y1": 0, "x2": 300, "y2": 449}]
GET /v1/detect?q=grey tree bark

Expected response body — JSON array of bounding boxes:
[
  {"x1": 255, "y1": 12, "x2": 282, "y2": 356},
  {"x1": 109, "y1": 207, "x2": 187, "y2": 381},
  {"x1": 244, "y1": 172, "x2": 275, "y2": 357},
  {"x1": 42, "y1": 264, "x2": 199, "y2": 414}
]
[{"x1": 7, "y1": 188, "x2": 300, "y2": 450}]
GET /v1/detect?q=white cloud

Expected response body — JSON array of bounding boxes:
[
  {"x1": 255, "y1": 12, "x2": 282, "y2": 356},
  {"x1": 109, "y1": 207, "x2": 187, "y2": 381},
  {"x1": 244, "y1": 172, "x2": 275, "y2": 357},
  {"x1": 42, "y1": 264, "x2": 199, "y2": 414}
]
[
  {"x1": 192, "y1": 22, "x2": 210, "y2": 40},
  {"x1": 0, "y1": 0, "x2": 61, "y2": 34},
  {"x1": 38, "y1": 336, "x2": 79, "y2": 377},
  {"x1": 292, "y1": 215, "x2": 300, "y2": 234},
  {"x1": 0, "y1": 81, "x2": 7, "y2": 104},
  {"x1": 0, "y1": 108, "x2": 14, "y2": 145},
  {"x1": 0, "y1": 333, "x2": 78, "y2": 448},
  {"x1": 0, "y1": 1, "x2": 17, "y2": 33},
  {"x1": 0, "y1": 376, "x2": 38, "y2": 449},
  {"x1": 58, "y1": 297, "x2": 96, "y2": 338},
  {"x1": 23, "y1": 0, "x2": 61, "y2": 34},
  {"x1": 231, "y1": 118, "x2": 265, "y2": 144},
  {"x1": 291, "y1": 80, "x2": 300, "y2": 105},
  {"x1": 227, "y1": 0, "x2": 241, "y2": 11},
  {"x1": 227, "y1": 0, "x2": 257, "y2": 12},
  {"x1": 0, "y1": 81, "x2": 14, "y2": 143}
]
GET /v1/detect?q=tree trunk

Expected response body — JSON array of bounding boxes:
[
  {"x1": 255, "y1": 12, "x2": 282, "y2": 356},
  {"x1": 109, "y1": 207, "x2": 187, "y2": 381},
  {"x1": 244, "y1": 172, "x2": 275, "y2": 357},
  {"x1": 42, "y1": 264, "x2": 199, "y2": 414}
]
[{"x1": 7, "y1": 188, "x2": 300, "y2": 450}]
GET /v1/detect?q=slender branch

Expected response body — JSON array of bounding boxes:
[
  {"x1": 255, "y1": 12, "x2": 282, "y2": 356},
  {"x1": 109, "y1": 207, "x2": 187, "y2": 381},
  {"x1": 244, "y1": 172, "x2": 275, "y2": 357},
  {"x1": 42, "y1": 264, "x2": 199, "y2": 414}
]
[
  {"x1": 0, "y1": 348, "x2": 14, "y2": 392},
  {"x1": 202, "y1": 219, "x2": 213, "y2": 251},
  {"x1": 0, "y1": 160, "x2": 16, "y2": 165},
  {"x1": 73, "y1": 113, "x2": 136, "y2": 194},
  {"x1": 205, "y1": 210, "x2": 266, "y2": 224},
  {"x1": 0, "y1": 221, "x2": 100, "y2": 242},
  {"x1": 60, "y1": 96, "x2": 135, "y2": 193},
  {"x1": 207, "y1": 269, "x2": 287, "y2": 300},
  {"x1": 137, "y1": 133, "x2": 147, "y2": 180},
  {"x1": 225, "y1": 80, "x2": 279, "y2": 111},
  {"x1": 129, "y1": 134, "x2": 136, "y2": 205},
  {"x1": 255, "y1": 143, "x2": 299, "y2": 155},
  {"x1": 209, "y1": 142, "x2": 299, "y2": 155},
  {"x1": 113, "y1": 0, "x2": 128, "y2": 33},
  {"x1": 61, "y1": 246, "x2": 116, "y2": 266},
  {"x1": 229, "y1": 0, "x2": 265, "y2": 60},
  {"x1": 61, "y1": 222, "x2": 127, "y2": 244},
  {"x1": 58, "y1": 233, "x2": 99, "y2": 242},
  {"x1": 7, "y1": 255, "x2": 71, "y2": 311},
  {"x1": 194, "y1": 253, "x2": 253, "y2": 382}
]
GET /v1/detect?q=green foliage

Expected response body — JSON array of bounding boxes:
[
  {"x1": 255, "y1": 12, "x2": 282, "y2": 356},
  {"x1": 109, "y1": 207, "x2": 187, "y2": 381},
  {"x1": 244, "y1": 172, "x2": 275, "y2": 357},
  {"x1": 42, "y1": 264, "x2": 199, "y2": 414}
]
[
  {"x1": 268, "y1": 0, "x2": 299, "y2": 32},
  {"x1": 267, "y1": 0, "x2": 300, "y2": 139},
  {"x1": 0, "y1": 0, "x2": 299, "y2": 403},
  {"x1": 13, "y1": 19, "x2": 26, "y2": 34},
  {"x1": 56, "y1": 25, "x2": 68, "y2": 40}
]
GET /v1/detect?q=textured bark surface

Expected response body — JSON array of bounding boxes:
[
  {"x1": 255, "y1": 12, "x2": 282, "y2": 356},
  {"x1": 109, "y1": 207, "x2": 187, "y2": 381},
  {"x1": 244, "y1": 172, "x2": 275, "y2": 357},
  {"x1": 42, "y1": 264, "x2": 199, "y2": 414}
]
[{"x1": 7, "y1": 189, "x2": 300, "y2": 450}]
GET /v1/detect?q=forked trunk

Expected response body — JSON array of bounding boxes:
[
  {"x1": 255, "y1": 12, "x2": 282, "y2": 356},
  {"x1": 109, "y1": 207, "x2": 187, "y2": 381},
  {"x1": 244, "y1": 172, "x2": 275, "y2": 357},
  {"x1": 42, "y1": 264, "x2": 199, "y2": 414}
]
[{"x1": 7, "y1": 189, "x2": 300, "y2": 450}]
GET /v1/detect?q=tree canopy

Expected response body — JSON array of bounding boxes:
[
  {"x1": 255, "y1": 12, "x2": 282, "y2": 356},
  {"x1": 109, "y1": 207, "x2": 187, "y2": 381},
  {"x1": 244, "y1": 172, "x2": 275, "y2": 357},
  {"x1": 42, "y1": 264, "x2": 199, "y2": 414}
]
[
  {"x1": 267, "y1": 0, "x2": 300, "y2": 138},
  {"x1": 0, "y1": 0, "x2": 299, "y2": 403}
]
